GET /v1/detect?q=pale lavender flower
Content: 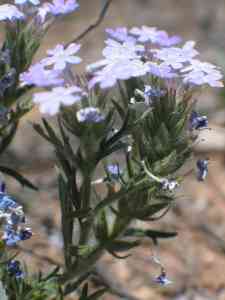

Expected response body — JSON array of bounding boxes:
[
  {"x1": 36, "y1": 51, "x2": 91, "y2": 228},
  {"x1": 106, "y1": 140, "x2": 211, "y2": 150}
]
[
  {"x1": 130, "y1": 26, "x2": 181, "y2": 46},
  {"x1": 153, "y1": 41, "x2": 199, "y2": 69},
  {"x1": 15, "y1": 0, "x2": 40, "y2": 5},
  {"x1": 0, "y1": 4, "x2": 25, "y2": 21},
  {"x1": 182, "y1": 59, "x2": 223, "y2": 87},
  {"x1": 103, "y1": 39, "x2": 145, "y2": 61},
  {"x1": 20, "y1": 63, "x2": 64, "y2": 87},
  {"x1": 37, "y1": 3, "x2": 51, "y2": 23},
  {"x1": 148, "y1": 62, "x2": 177, "y2": 79},
  {"x1": 33, "y1": 86, "x2": 85, "y2": 115},
  {"x1": 76, "y1": 107, "x2": 105, "y2": 123},
  {"x1": 87, "y1": 39, "x2": 148, "y2": 89},
  {"x1": 106, "y1": 27, "x2": 136, "y2": 43},
  {"x1": 41, "y1": 43, "x2": 82, "y2": 70},
  {"x1": 89, "y1": 59, "x2": 149, "y2": 89},
  {"x1": 48, "y1": 0, "x2": 79, "y2": 16}
]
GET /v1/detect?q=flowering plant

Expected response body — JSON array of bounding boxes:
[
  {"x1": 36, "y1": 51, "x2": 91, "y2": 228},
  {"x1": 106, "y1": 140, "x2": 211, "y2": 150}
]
[{"x1": 0, "y1": 0, "x2": 223, "y2": 299}]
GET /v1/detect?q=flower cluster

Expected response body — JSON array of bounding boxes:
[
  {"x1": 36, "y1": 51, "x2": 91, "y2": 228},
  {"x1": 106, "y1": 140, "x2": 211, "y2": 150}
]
[
  {"x1": 20, "y1": 42, "x2": 86, "y2": 115},
  {"x1": 0, "y1": 187, "x2": 32, "y2": 247},
  {"x1": 0, "y1": 0, "x2": 79, "y2": 24},
  {"x1": 87, "y1": 26, "x2": 223, "y2": 89}
]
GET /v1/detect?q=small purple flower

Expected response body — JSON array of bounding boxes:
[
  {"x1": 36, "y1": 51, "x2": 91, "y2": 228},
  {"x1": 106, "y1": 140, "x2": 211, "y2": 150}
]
[
  {"x1": 48, "y1": 0, "x2": 79, "y2": 16},
  {"x1": 15, "y1": 0, "x2": 40, "y2": 5},
  {"x1": 196, "y1": 159, "x2": 208, "y2": 181},
  {"x1": 189, "y1": 111, "x2": 208, "y2": 130},
  {"x1": 182, "y1": 59, "x2": 223, "y2": 87},
  {"x1": 76, "y1": 107, "x2": 105, "y2": 123},
  {"x1": 148, "y1": 62, "x2": 177, "y2": 79},
  {"x1": 19, "y1": 228, "x2": 32, "y2": 241},
  {"x1": 87, "y1": 39, "x2": 148, "y2": 89},
  {"x1": 20, "y1": 63, "x2": 64, "y2": 87},
  {"x1": 3, "y1": 226, "x2": 21, "y2": 246},
  {"x1": 7, "y1": 260, "x2": 23, "y2": 278},
  {"x1": 106, "y1": 27, "x2": 136, "y2": 43},
  {"x1": 41, "y1": 43, "x2": 82, "y2": 70},
  {"x1": 0, "y1": 4, "x2": 25, "y2": 21},
  {"x1": 143, "y1": 85, "x2": 166, "y2": 105},
  {"x1": 153, "y1": 41, "x2": 198, "y2": 69},
  {"x1": 0, "y1": 194, "x2": 18, "y2": 211},
  {"x1": 153, "y1": 270, "x2": 172, "y2": 286},
  {"x1": 130, "y1": 26, "x2": 181, "y2": 46},
  {"x1": 33, "y1": 86, "x2": 86, "y2": 115},
  {"x1": 107, "y1": 164, "x2": 121, "y2": 179}
]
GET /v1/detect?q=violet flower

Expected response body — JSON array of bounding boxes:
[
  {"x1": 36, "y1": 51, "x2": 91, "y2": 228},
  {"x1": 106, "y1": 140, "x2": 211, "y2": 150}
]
[
  {"x1": 153, "y1": 41, "x2": 199, "y2": 69},
  {"x1": 189, "y1": 111, "x2": 208, "y2": 130},
  {"x1": 33, "y1": 86, "x2": 86, "y2": 115},
  {"x1": 41, "y1": 43, "x2": 82, "y2": 70},
  {"x1": 76, "y1": 107, "x2": 105, "y2": 123},
  {"x1": 48, "y1": 0, "x2": 79, "y2": 16},
  {"x1": 0, "y1": 4, "x2": 25, "y2": 21},
  {"x1": 130, "y1": 26, "x2": 181, "y2": 46},
  {"x1": 106, "y1": 27, "x2": 136, "y2": 43},
  {"x1": 87, "y1": 39, "x2": 148, "y2": 89},
  {"x1": 154, "y1": 271, "x2": 173, "y2": 286},
  {"x1": 7, "y1": 260, "x2": 23, "y2": 278},
  {"x1": 196, "y1": 159, "x2": 208, "y2": 181},
  {"x1": 182, "y1": 59, "x2": 223, "y2": 87},
  {"x1": 148, "y1": 62, "x2": 177, "y2": 79},
  {"x1": 20, "y1": 63, "x2": 64, "y2": 87}
]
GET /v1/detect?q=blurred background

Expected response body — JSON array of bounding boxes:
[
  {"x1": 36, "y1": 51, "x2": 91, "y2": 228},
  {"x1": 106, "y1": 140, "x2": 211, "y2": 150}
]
[{"x1": 1, "y1": 0, "x2": 225, "y2": 299}]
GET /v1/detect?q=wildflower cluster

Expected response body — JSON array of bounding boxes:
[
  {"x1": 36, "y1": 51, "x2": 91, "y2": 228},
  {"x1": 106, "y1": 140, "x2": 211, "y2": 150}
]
[
  {"x1": 87, "y1": 26, "x2": 223, "y2": 89},
  {"x1": 0, "y1": 0, "x2": 223, "y2": 298},
  {"x1": 0, "y1": 185, "x2": 32, "y2": 247}
]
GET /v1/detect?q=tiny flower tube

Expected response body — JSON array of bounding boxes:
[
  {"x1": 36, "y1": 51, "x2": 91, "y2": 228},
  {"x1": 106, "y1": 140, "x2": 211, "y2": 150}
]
[
  {"x1": 7, "y1": 260, "x2": 23, "y2": 278},
  {"x1": 196, "y1": 159, "x2": 208, "y2": 181}
]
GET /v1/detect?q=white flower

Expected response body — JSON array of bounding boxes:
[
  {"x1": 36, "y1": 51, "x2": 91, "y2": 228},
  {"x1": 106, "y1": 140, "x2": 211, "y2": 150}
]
[
  {"x1": 33, "y1": 86, "x2": 86, "y2": 115},
  {"x1": 41, "y1": 43, "x2": 82, "y2": 70},
  {"x1": 0, "y1": 4, "x2": 25, "y2": 21}
]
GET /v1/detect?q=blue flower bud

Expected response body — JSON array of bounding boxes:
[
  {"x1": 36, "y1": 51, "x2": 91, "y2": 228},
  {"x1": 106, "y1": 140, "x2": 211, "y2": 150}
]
[
  {"x1": 189, "y1": 111, "x2": 208, "y2": 130},
  {"x1": 196, "y1": 159, "x2": 208, "y2": 181},
  {"x1": 7, "y1": 260, "x2": 23, "y2": 278}
]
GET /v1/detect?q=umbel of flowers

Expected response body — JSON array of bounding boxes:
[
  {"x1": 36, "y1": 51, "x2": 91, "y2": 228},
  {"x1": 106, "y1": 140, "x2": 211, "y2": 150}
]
[{"x1": 0, "y1": 0, "x2": 223, "y2": 298}]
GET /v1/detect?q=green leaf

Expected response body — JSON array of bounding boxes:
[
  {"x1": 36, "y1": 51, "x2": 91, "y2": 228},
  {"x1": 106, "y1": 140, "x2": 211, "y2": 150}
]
[
  {"x1": 70, "y1": 245, "x2": 97, "y2": 258},
  {"x1": 107, "y1": 249, "x2": 131, "y2": 259},
  {"x1": 0, "y1": 165, "x2": 38, "y2": 190},
  {"x1": 64, "y1": 272, "x2": 91, "y2": 296},
  {"x1": 111, "y1": 98, "x2": 126, "y2": 119},
  {"x1": 107, "y1": 240, "x2": 140, "y2": 252},
  {"x1": 95, "y1": 209, "x2": 109, "y2": 241},
  {"x1": 125, "y1": 228, "x2": 177, "y2": 240}
]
